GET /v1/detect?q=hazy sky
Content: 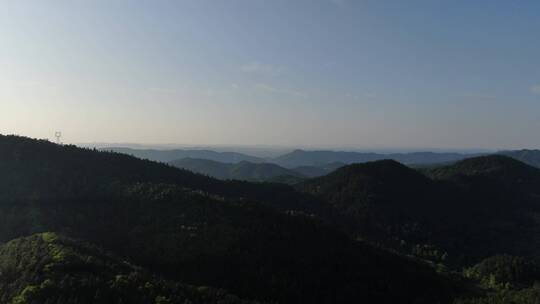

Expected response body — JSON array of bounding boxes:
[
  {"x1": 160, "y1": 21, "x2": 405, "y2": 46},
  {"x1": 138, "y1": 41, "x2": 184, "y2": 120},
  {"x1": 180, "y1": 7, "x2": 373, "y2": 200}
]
[{"x1": 1, "y1": 0, "x2": 539, "y2": 149}]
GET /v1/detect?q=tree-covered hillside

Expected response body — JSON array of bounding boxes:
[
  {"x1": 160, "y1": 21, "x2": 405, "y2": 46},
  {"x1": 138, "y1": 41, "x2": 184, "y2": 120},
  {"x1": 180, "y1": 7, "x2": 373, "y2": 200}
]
[
  {"x1": 2, "y1": 135, "x2": 540, "y2": 303},
  {"x1": 0, "y1": 135, "x2": 473, "y2": 304},
  {"x1": 0, "y1": 232, "x2": 255, "y2": 304},
  {"x1": 0, "y1": 135, "x2": 327, "y2": 216},
  {"x1": 297, "y1": 157, "x2": 540, "y2": 265}
]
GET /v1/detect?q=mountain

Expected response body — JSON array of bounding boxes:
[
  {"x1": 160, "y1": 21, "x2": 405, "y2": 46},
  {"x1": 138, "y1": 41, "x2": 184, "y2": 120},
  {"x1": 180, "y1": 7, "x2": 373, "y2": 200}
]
[
  {"x1": 104, "y1": 147, "x2": 540, "y2": 174},
  {"x1": 103, "y1": 147, "x2": 264, "y2": 163},
  {"x1": 169, "y1": 158, "x2": 233, "y2": 179},
  {"x1": 0, "y1": 233, "x2": 252, "y2": 304},
  {"x1": 499, "y1": 149, "x2": 540, "y2": 168},
  {"x1": 5, "y1": 135, "x2": 540, "y2": 303},
  {"x1": 274, "y1": 149, "x2": 477, "y2": 168},
  {"x1": 169, "y1": 158, "x2": 305, "y2": 182},
  {"x1": 0, "y1": 135, "x2": 472, "y2": 303},
  {"x1": 427, "y1": 155, "x2": 540, "y2": 188},
  {"x1": 291, "y1": 162, "x2": 346, "y2": 177},
  {"x1": 0, "y1": 135, "x2": 322, "y2": 215},
  {"x1": 297, "y1": 156, "x2": 540, "y2": 265}
]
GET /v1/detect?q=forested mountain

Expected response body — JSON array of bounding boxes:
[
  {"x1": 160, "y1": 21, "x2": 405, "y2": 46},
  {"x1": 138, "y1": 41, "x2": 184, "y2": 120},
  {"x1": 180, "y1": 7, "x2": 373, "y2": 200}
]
[
  {"x1": 0, "y1": 233, "x2": 253, "y2": 304},
  {"x1": 2, "y1": 135, "x2": 540, "y2": 303},
  {"x1": 0, "y1": 135, "x2": 326, "y2": 215},
  {"x1": 0, "y1": 135, "x2": 476, "y2": 304},
  {"x1": 291, "y1": 162, "x2": 345, "y2": 177},
  {"x1": 297, "y1": 156, "x2": 540, "y2": 266},
  {"x1": 103, "y1": 147, "x2": 264, "y2": 163},
  {"x1": 499, "y1": 149, "x2": 540, "y2": 168},
  {"x1": 169, "y1": 158, "x2": 305, "y2": 183}
]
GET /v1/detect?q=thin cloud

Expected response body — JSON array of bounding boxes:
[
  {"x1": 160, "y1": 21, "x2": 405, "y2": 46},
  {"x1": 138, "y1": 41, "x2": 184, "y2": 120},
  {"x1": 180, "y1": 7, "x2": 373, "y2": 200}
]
[
  {"x1": 254, "y1": 83, "x2": 308, "y2": 98},
  {"x1": 240, "y1": 62, "x2": 285, "y2": 76}
]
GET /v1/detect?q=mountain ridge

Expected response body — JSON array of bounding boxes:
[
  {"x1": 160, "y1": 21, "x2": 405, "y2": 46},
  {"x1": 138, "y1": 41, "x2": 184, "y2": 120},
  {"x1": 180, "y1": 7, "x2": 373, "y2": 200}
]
[
  {"x1": 169, "y1": 157, "x2": 305, "y2": 182},
  {"x1": 297, "y1": 157, "x2": 540, "y2": 265},
  {"x1": 103, "y1": 147, "x2": 265, "y2": 164},
  {"x1": 0, "y1": 134, "x2": 471, "y2": 303}
]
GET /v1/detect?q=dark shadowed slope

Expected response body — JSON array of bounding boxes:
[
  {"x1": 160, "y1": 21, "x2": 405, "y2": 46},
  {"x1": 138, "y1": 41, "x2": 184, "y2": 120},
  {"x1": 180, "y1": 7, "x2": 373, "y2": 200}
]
[
  {"x1": 297, "y1": 160, "x2": 436, "y2": 216},
  {"x1": 427, "y1": 155, "x2": 540, "y2": 194},
  {"x1": 169, "y1": 157, "x2": 234, "y2": 179},
  {"x1": 291, "y1": 162, "x2": 345, "y2": 177},
  {"x1": 297, "y1": 157, "x2": 540, "y2": 265},
  {"x1": 0, "y1": 135, "x2": 324, "y2": 215},
  {"x1": 0, "y1": 135, "x2": 470, "y2": 304},
  {"x1": 0, "y1": 135, "x2": 219, "y2": 200}
]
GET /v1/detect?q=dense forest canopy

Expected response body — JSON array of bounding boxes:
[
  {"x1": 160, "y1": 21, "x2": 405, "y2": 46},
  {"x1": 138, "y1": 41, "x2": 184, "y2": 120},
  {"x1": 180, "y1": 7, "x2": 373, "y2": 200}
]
[{"x1": 1, "y1": 135, "x2": 540, "y2": 303}]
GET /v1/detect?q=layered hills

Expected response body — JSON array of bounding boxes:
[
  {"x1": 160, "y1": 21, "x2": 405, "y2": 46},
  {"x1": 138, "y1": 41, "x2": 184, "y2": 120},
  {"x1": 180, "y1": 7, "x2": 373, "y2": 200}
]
[
  {"x1": 2, "y1": 135, "x2": 540, "y2": 303},
  {"x1": 0, "y1": 135, "x2": 474, "y2": 304},
  {"x1": 297, "y1": 156, "x2": 540, "y2": 265},
  {"x1": 103, "y1": 147, "x2": 264, "y2": 163},
  {"x1": 169, "y1": 158, "x2": 305, "y2": 183}
]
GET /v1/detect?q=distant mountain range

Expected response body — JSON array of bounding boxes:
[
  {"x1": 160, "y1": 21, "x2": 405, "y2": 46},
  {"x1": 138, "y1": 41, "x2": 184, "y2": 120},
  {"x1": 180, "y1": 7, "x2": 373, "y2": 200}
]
[
  {"x1": 104, "y1": 147, "x2": 265, "y2": 163},
  {"x1": 272, "y1": 150, "x2": 483, "y2": 168},
  {"x1": 105, "y1": 146, "x2": 540, "y2": 171},
  {"x1": 169, "y1": 158, "x2": 305, "y2": 182},
  {"x1": 108, "y1": 147, "x2": 540, "y2": 185},
  {"x1": 278, "y1": 149, "x2": 540, "y2": 168},
  {"x1": 168, "y1": 158, "x2": 346, "y2": 183}
]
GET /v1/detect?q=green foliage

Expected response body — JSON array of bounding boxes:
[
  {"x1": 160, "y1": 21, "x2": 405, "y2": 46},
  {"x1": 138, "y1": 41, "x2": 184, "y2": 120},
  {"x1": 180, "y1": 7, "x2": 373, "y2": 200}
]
[
  {"x1": 463, "y1": 255, "x2": 540, "y2": 290},
  {"x1": 298, "y1": 157, "x2": 540, "y2": 266},
  {"x1": 3, "y1": 135, "x2": 540, "y2": 303},
  {"x1": 0, "y1": 186, "x2": 466, "y2": 303},
  {"x1": 0, "y1": 233, "x2": 254, "y2": 304},
  {"x1": 454, "y1": 284, "x2": 540, "y2": 304},
  {"x1": 0, "y1": 135, "x2": 467, "y2": 303}
]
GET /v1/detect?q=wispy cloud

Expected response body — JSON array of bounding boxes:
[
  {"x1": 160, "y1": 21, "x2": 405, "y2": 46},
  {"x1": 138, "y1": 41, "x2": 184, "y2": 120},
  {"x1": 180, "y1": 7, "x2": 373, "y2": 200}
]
[
  {"x1": 254, "y1": 83, "x2": 308, "y2": 98},
  {"x1": 530, "y1": 84, "x2": 540, "y2": 95},
  {"x1": 240, "y1": 62, "x2": 285, "y2": 76}
]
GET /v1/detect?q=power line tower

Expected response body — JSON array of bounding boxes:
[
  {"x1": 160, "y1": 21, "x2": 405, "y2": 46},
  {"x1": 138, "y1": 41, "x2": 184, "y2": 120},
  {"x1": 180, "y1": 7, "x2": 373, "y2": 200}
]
[{"x1": 54, "y1": 131, "x2": 62, "y2": 144}]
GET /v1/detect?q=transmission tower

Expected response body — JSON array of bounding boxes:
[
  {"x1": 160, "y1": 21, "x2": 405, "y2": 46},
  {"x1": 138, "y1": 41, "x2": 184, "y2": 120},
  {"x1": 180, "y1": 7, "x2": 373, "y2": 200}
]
[{"x1": 54, "y1": 131, "x2": 62, "y2": 144}]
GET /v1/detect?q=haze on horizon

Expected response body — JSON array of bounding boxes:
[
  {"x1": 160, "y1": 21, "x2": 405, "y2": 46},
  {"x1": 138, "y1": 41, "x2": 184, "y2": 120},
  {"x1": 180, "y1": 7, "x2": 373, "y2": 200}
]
[{"x1": 1, "y1": 0, "x2": 539, "y2": 150}]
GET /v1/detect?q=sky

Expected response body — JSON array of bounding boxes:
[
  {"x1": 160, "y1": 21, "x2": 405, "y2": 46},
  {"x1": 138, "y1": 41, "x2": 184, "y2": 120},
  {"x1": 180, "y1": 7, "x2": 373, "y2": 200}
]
[{"x1": 1, "y1": 0, "x2": 539, "y2": 150}]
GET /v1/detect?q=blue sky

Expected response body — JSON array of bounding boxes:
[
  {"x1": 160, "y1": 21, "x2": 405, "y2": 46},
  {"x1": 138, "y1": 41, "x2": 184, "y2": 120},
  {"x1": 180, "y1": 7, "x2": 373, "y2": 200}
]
[{"x1": 1, "y1": 0, "x2": 539, "y2": 149}]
